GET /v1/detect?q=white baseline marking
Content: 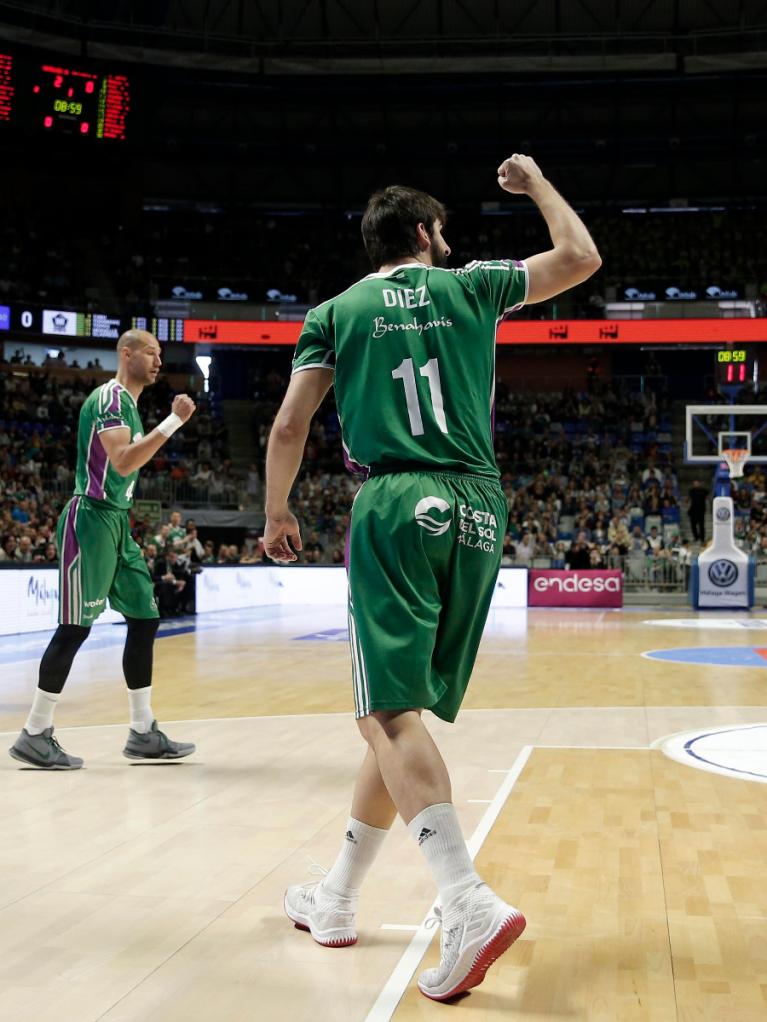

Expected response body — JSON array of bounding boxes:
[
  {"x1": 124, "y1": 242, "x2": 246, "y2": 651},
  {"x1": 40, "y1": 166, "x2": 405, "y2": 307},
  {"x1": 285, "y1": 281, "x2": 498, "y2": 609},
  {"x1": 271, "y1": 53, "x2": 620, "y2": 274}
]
[
  {"x1": 364, "y1": 745, "x2": 533, "y2": 1022},
  {"x1": 536, "y1": 744, "x2": 650, "y2": 751}
]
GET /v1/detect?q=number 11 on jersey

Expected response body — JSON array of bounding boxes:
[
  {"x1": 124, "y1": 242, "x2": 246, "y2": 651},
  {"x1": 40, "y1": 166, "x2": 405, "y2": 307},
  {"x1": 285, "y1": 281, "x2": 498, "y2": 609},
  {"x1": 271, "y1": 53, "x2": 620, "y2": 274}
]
[{"x1": 391, "y1": 357, "x2": 449, "y2": 437}]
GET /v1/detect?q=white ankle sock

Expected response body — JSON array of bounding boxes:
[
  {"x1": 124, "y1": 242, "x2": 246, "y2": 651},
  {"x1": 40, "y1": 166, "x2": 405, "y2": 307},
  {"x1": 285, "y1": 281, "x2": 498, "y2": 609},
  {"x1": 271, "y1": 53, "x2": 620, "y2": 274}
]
[
  {"x1": 24, "y1": 689, "x2": 59, "y2": 735},
  {"x1": 323, "y1": 817, "x2": 389, "y2": 898},
  {"x1": 407, "y1": 803, "x2": 480, "y2": 912},
  {"x1": 128, "y1": 686, "x2": 154, "y2": 734}
]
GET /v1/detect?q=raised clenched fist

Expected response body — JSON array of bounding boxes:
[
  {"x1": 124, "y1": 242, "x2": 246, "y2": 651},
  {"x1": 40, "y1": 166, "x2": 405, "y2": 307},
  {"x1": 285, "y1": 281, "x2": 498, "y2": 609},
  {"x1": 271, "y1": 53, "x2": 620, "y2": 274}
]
[
  {"x1": 497, "y1": 153, "x2": 545, "y2": 195},
  {"x1": 172, "y1": 394, "x2": 197, "y2": 423}
]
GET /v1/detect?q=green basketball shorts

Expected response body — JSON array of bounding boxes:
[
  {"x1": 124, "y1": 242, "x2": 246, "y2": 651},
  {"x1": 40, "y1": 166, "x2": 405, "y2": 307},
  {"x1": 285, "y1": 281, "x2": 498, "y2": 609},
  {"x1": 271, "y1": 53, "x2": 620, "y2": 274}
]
[
  {"x1": 347, "y1": 470, "x2": 507, "y2": 723},
  {"x1": 57, "y1": 495, "x2": 159, "y2": 626}
]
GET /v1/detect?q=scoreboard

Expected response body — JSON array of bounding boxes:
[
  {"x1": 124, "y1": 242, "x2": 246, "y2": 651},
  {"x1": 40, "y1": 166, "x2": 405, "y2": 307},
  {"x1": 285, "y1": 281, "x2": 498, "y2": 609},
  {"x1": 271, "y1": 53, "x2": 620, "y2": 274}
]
[
  {"x1": 715, "y1": 347, "x2": 757, "y2": 387},
  {"x1": 0, "y1": 51, "x2": 129, "y2": 140},
  {"x1": 3, "y1": 301, "x2": 767, "y2": 348},
  {"x1": 0, "y1": 305, "x2": 183, "y2": 342}
]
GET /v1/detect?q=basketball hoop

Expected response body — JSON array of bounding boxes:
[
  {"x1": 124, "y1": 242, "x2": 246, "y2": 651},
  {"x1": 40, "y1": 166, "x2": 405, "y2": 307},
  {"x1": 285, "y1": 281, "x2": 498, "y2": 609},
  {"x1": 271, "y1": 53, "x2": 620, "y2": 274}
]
[{"x1": 721, "y1": 448, "x2": 749, "y2": 479}]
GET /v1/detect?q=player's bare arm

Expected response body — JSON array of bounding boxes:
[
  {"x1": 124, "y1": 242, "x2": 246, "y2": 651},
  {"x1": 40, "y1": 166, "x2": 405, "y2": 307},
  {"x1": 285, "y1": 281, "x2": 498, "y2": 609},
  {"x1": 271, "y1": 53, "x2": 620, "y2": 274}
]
[
  {"x1": 100, "y1": 394, "x2": 196, "y2": 477},
  {"x1": 497, "y1": 153, "x2": 601, "y2": 303},
  {"x1": 264, "y1": 366, "x2": 334, "y2": 563}
]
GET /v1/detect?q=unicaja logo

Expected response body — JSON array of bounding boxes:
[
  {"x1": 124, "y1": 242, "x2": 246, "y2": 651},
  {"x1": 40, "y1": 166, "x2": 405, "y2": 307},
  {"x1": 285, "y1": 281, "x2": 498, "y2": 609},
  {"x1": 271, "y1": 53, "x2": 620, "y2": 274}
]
[
  {"x1": 414, "y1": 496, "x2": 452, "y2": 536},
  {"x1": 708, "y1": 559, "x2": 738, "y2": 587}
]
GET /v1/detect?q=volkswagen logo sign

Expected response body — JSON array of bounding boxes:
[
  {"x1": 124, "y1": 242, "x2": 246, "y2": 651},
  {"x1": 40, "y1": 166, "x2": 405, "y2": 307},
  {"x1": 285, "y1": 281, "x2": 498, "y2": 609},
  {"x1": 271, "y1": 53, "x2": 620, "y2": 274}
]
[
  {"x1": 708, "y1": 559, "x2": 738, "y2": 587},
  {"x1": 715, "y1": 506, "x2": 731, "y2": 522}
]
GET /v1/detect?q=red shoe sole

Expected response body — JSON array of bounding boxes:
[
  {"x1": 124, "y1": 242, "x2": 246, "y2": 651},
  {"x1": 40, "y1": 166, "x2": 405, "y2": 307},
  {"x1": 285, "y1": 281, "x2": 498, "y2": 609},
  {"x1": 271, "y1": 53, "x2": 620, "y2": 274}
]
[{"x1": 420, "y1": 910, "x2": 526, "y2": 1002}]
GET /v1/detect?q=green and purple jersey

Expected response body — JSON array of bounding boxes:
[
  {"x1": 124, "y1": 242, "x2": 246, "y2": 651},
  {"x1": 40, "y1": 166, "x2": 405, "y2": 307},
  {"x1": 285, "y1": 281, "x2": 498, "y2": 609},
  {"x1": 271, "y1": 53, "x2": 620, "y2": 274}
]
[{"x1": 73, "y1": 379, "x2": 144, "y2": 509}]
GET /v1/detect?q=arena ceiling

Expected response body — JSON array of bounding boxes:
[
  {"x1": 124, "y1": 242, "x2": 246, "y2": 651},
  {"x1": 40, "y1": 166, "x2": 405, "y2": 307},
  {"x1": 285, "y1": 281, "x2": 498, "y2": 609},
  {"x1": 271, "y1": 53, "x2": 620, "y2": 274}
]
[
  {"x1": 1, "y1": 1, "x2": 765, "y2": 205},
  {"x1": 0, "y1": 0, "x2": 765, "y2": 73}
]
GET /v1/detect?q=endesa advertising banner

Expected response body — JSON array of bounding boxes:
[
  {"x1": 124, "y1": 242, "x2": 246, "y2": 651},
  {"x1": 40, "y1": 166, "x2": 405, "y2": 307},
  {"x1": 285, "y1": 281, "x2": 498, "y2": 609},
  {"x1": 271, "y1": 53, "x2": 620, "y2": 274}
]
[{"x1": 528, "y1": 569, "x2": 623, "y2": 608}]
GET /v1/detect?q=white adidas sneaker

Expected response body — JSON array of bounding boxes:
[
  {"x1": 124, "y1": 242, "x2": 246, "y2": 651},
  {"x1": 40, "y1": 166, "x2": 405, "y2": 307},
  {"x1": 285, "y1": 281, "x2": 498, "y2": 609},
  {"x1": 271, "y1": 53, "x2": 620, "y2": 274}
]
[
  {"x1": 284, "y1": 881, "x2": 358, "y2": 948},
  {"x1": 418, "y1": 882, "x2": 526, "y2": 1001}
]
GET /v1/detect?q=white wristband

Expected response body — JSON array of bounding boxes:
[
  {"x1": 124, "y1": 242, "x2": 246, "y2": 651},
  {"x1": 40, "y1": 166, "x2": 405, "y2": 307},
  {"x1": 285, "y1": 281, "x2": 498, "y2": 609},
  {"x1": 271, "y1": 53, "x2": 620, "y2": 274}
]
[{"x1": 157, "y1": 412, "x2": 183, "y2": 438}]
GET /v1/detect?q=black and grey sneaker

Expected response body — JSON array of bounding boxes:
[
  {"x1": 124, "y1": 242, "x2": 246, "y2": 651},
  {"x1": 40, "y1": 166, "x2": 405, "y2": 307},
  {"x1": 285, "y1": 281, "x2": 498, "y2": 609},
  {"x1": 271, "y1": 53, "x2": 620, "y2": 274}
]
[
  {"x1": 122, "y1": 720, "x2": 196, "y2": 761},
  {"x1": 9, "y1": 727, "x2": 84, "y2": 770}
]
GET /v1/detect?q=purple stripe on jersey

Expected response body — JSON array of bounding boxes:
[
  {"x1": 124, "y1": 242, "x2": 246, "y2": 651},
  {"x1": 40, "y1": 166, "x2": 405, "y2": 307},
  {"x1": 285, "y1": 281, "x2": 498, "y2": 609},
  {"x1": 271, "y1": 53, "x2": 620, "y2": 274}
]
[
  {"x1": 512, "y1": 259, "x2": 524, "y2": 268},
  {"x1": 60, "y1": 497, "x2": 80, "y2": 624},
  {"x1": 107, "y1": 383, "x2": 123, "y2": 414},
  {"x1": 343, "y1": 447, "x2": 369, "y2": 480},
  {"x1": 98, "y1": 419, "x2": 126, "y2": 431},
  {"x1": 86, "y1": 430, "x2": 109, "y2": 499}
]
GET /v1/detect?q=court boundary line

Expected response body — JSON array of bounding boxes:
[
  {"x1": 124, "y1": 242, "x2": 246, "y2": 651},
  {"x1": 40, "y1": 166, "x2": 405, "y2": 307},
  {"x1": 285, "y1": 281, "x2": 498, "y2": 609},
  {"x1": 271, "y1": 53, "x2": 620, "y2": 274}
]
[
  {"x1": 363, "y1": 745, "x2": 533, "y2": 1022},
  {"x1": 652, "y1": 721, "x2": 767, "y2": 783},
  {"x1": 3, "y1": 703, "x2": 767, "y2": 738}
]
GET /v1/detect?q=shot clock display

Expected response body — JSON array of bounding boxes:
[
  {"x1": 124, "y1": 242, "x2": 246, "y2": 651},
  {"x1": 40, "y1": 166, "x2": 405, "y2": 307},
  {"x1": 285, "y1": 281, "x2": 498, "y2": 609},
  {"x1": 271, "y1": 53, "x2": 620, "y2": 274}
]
[
  {"x1": 0, "y1": 51, "x2": 129, "y2": 140},
  {"x1": 716, "y1": 347, "x2": 757, "y2": 387}
]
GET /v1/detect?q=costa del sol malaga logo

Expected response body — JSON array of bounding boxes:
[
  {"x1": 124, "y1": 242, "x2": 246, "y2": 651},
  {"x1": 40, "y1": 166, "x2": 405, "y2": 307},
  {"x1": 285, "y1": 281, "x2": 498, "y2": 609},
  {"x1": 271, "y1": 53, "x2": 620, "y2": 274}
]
[{"x1": 414, "y1": 496, "x2": 452, "y2": 536}]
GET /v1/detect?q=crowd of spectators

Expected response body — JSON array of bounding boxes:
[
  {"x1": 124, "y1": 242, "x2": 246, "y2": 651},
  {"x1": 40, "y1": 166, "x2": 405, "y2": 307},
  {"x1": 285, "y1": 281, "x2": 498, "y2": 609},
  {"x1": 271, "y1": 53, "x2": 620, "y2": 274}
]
[
  {"x1": 247, "y1": 361, "x2": 704, "y2": 583},
  {"x1": 0, "y1": 357, "x2": 238, "y2": 585},
  {"x1": 730, "y1": 465, "x2": 767, "y2": 569},
  {"x1": 249, "y1": 369, "x2": 767, "y2": 588},
  {"x1": 492, "y1": 381, "x2": 683, "y2": 580},
  {"x1": 0, "y1": 211, "x2": 93, "y2": 309},
  {"x1": 111, "y1": 208, "x2": 767, "y2": 314},
  {"x1": 132, "y1": 510, "x2": 271, "y2": 616},
  {"x1": 3, "y1": 207, "x2": 765, "y2": 316},
  {"x1": 7, "y1": 347, "x2": 767, "y2": 594},
  {"x1": 0, "y1": 356, "x2": 235, "y2": 518}
]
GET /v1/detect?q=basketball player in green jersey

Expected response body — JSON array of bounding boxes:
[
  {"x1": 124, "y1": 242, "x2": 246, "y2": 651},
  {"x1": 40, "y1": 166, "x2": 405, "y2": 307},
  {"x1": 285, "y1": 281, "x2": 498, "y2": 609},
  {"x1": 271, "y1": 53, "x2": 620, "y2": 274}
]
[
  {"x1": 9, "y1": 330, "x2": 198, "y2": 769},
  {"x1": 265, "y1": 154, "x2": 601, "y2": 1001}
]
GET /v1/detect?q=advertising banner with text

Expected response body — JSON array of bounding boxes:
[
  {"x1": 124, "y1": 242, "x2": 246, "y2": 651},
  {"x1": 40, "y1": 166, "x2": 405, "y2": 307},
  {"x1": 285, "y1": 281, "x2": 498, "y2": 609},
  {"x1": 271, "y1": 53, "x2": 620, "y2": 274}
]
[
  {"x1": 196, "y1": 566, "x2": 528, "y2": 613},
  {"x1": 0, "y1": 568, "x2": 123, "y2": 635},
  {"x1": 528, "y1": 569, "x2": 623, "y2": 608}
]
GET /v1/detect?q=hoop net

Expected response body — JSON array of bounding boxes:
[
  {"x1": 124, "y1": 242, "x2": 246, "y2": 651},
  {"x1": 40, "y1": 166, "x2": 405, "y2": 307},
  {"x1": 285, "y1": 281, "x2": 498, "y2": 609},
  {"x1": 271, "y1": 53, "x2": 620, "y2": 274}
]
[{"x1": 722, "y1": 448, "x2": 749, "y2": 479}]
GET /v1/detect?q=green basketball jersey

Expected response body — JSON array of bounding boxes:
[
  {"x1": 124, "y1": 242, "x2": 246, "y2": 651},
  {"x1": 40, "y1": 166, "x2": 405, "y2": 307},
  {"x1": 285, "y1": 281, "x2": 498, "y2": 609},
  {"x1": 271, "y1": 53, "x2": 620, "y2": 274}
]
[
  {"x1": 292, "y1": 259, "x2": 528, "y2": 477},
  {"x1": 73, "y1": 380, "x2": 144, "y2": 510}
]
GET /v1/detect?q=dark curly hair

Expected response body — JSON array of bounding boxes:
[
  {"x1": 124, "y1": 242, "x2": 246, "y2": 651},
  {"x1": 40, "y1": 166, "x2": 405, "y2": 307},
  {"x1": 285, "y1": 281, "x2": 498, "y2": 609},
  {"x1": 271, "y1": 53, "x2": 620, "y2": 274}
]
[{"x1": 361, "y1": 185, "x2": 447, "y2": 269}]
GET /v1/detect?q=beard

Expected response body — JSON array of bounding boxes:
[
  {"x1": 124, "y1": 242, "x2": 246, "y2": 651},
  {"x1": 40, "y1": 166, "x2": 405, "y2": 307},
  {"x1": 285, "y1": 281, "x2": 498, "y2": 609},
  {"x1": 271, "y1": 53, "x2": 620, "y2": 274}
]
[
  {"x1": 428, "y1": 234, "x2": 450, "y2": 268},
  {"x1": 433, "y1": 243, "x2": 449, "y2": 267}
]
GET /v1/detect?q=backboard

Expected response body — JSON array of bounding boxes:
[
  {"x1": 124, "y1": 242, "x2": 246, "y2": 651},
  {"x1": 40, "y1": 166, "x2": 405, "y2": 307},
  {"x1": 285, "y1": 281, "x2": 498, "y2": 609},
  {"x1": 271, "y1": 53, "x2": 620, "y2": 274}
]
[{"x1": 685, "y1": 404, "x2": 767, "y2": 465}]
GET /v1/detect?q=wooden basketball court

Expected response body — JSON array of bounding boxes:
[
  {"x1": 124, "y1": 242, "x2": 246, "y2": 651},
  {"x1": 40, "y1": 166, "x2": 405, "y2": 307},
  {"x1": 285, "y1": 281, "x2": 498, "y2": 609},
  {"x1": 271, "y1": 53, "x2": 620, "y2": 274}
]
[{"x1": 1, "y1": 605, "x2": 766, "y2": 1021}]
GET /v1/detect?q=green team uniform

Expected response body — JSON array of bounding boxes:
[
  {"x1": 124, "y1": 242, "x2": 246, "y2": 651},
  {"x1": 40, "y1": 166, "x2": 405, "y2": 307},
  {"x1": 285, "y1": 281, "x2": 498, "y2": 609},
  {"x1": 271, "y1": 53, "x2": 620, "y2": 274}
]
[
  {"x1": 57, "y1": 379, "x2": 159, "y2": 626},
  {"x1": 168, "y1": 524, "x2": 186, "y2": 548},
  {"x1": 292, "y1": 259, "x2": 528, "y2": 721}
]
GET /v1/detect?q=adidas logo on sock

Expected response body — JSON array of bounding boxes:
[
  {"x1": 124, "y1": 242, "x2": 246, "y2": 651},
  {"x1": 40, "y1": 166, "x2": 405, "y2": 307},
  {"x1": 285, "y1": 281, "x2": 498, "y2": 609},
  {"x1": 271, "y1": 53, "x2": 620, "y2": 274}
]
[
  {"x1": 345, "y1": 830, "x2": 358, "y2": 844},
  {"x1": 418, "y1": 827, "x2": 436, "y2": 846}
]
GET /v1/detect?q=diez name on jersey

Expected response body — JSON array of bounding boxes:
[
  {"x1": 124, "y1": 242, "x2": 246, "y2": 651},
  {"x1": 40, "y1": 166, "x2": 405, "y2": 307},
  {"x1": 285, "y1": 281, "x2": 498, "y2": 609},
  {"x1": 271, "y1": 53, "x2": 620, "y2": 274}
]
[{"x1": 383, "y1": 286, "x2": 430, "y2": 309}]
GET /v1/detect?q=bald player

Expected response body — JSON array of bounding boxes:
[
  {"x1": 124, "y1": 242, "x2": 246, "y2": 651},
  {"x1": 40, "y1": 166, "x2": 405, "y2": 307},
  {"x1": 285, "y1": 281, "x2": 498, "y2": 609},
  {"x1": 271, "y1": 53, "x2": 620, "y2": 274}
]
[{"x1": 9, "y1": 331, "x2": 197, "y2": 769}]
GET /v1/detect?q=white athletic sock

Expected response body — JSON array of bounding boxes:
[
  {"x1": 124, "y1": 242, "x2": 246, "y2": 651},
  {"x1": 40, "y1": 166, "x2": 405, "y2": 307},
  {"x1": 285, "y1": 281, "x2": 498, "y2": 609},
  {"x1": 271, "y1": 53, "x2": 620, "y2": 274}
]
[
  {"x1": 128, "y1": 686, "x2": 154, "y2": 734},
  {"x1": 24, "y1": 689, "x2": 59, "y2": 735},
  {"x1": 407, "y1": 803, "x2": 480, "y2": 913},
  {"x1": 322, "y1": 817, "x2": 389, "y2": 899}
]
